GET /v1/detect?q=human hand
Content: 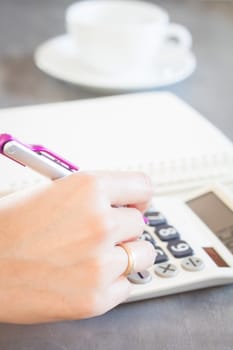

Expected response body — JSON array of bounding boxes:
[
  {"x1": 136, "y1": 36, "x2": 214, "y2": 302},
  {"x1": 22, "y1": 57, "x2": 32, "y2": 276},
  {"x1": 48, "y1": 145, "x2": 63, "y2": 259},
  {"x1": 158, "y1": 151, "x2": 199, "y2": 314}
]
[{"x1": 0, "y1": 171, "x2": 155, "y2": 323}]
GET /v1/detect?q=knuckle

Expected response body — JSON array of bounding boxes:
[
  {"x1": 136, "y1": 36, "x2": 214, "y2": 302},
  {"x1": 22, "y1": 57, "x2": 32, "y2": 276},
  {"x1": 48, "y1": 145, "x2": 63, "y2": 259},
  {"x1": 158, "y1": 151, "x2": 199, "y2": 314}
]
[
  {"x1": 94, "y1": 213, "x2": 117, "y2": 242},
  {"x1": 60, "y1": 172, "x2": 102, "y2": 205},
  {"x1": 102, "y1": 214, "x2": 118, "y2": 235},
  {"x1": 75, "y1": 172, "x2": 100, "y2": 193},
  {"x1": 68, "y1": 172, "x2": 103, "y2": 199}
]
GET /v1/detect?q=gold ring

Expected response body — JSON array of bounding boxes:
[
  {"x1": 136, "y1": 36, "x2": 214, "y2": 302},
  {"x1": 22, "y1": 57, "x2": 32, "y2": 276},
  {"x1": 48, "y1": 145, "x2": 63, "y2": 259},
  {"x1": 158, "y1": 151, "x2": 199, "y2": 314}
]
[{"x1": 117, "y1": 243, "x2": 135, "y2": 277}]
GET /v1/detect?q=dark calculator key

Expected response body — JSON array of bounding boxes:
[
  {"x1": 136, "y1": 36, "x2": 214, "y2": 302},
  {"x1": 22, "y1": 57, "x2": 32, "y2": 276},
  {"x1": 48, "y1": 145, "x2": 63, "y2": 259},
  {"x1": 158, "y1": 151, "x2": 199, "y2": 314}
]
[
  {"x1": 141, "y1": 231, "x2": 156, "y2": 247},
  {"x1": 155, "y1": 224, "x2": 180, "y2": 241},
  {"x1": 144, "y1": 211, "x2": 167, "y2": 227},
  {"x1": 167, "y1": 240, "x2": 194, "y2": 258},
  {"x1": 154, "y1": 246, "x2": 169, "y2": 264}
]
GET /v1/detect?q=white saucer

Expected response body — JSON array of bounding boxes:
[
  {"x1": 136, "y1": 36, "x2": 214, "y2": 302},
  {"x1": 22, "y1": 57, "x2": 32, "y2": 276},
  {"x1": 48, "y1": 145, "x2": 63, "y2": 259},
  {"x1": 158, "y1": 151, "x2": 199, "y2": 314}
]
[{"x1": 34, "y1": 35, "x2": 196, "y2": 91}]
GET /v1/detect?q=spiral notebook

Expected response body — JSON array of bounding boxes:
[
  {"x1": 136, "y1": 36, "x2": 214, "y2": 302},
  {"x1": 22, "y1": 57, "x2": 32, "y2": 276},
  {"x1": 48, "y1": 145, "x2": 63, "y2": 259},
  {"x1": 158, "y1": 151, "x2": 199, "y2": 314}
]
[{"x1": 0, "y1": 92, "x2": 233, "y2": 196}]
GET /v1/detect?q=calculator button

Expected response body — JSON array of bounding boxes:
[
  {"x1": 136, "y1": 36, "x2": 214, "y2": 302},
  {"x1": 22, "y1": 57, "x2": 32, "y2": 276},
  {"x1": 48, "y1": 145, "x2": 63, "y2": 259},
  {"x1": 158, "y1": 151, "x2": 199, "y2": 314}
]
[
  {"x1": 155, "y1": 225, "x2": 180, "y2": 241},
  {"x1": 167, "y1": 240, "x2": 194, "y2": 258},
  {"x1": 154, "y1": 262, "x2": 178, "y2": 278},
  {"x1": 141, "y1": 231, "x2": 156, "y2": 247},
  {"x1": 154, "y1": 246, "x2": 169, "y2": 264},
  {"x1": 144, "y1": 211, "x2": 167, "y2": 227},
  {"x1": 127, "y1": 270, "x2": 152, "y2": 284},
  {"x1": 181, "y1": 256, "x2": 205, "y2": 272}
]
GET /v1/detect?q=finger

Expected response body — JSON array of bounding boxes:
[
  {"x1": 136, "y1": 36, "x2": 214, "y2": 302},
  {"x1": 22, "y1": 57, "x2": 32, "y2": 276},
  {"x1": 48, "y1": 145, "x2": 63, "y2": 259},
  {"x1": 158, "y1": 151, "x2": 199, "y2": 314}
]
[
  {"x1": 103, "y1": 240, "x2": 155, "y2": 284},
  {"x1": 93, "y1": 278, "x2": 131, "y2": 317},
  {"x1": 94, "y1": 171, "x2": 153, "y2": 206},
  {"x1": 109, "y1": 206, "x2": 145, "y2": 244},
  {"x1": 116, "y1": 240, "x2": 155, "y2": 276}
]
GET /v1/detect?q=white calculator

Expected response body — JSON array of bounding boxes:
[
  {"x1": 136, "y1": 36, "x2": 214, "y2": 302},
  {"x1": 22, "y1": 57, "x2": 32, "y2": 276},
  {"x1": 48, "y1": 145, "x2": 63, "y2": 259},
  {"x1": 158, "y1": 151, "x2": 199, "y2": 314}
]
[{"x1": 127, "y1": 183, "x2": 233, "y2": 302}]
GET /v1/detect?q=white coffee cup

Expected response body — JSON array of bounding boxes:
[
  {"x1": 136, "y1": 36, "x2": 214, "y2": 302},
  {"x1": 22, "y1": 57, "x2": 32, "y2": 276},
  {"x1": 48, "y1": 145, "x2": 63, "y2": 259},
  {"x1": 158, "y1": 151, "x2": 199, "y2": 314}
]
[{"x1": 66, "y1": 0, "x2": 192, "y2": 75}]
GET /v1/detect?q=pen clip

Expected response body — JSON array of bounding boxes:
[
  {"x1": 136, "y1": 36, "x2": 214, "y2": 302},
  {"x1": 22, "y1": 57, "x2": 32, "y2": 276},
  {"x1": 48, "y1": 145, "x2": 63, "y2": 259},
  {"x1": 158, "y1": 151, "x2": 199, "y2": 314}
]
[{"x1": 30, "y1": 144, "x2": 79, "y2": 172}]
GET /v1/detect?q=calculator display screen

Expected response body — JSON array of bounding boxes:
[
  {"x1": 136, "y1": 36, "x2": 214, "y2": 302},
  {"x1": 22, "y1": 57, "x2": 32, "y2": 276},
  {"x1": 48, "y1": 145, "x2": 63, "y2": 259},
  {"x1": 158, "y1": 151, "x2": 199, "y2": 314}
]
[{"x1": 186, "y1": 192, "x2": 233, "y2": 253}]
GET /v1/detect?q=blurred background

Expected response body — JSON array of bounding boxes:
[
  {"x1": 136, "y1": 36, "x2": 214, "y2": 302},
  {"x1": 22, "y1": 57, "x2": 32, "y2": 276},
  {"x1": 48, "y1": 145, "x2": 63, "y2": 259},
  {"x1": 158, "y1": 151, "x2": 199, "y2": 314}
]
[
  {"x1": 0, "y1": 2, "x2": 233, "y2": 350},
  {"x1": 0, "y1": 0, "x2": 232, "y2": 140}
]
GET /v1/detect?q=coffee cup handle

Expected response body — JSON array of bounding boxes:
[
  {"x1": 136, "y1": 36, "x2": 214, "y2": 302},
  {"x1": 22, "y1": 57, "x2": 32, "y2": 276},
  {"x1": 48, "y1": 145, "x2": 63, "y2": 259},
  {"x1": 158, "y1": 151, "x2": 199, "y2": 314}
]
[{"x1": 165, "y1": 23, "x2": 192, "y2": 50}]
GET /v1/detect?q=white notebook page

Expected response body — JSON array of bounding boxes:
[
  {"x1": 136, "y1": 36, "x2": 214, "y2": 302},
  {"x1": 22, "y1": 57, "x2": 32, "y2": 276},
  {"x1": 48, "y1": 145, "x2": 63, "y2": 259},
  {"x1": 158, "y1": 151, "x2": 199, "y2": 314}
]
[{"x1": 0, "y1": 92, "x2": 232, "y2": 195}]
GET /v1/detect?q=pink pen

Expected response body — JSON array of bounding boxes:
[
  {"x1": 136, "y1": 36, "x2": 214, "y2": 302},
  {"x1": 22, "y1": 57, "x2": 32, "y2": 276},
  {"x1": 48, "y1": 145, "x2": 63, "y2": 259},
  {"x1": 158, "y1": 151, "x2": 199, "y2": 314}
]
[
  {"x1": 0, "y1": 133, "x2": 78, "y2": 179},
  {"x1": 0, "y1": 133, "x2": 148, "y2": 224}
]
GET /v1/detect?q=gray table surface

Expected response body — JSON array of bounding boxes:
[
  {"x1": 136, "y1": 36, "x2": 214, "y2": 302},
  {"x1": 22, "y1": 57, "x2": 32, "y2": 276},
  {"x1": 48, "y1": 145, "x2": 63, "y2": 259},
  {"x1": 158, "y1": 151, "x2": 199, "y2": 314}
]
[{"x1": 0, "y1": 0, "x2": 233, "y2": 349}]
